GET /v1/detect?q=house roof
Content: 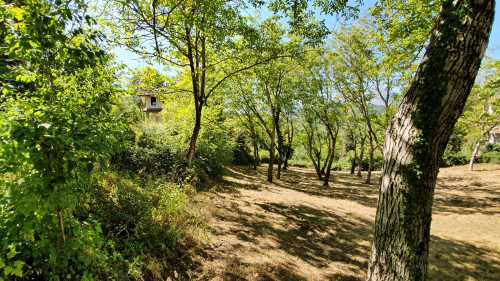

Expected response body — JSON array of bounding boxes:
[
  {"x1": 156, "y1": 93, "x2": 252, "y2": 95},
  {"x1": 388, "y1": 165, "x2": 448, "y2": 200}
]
[
  {"x1": 491, "y1": 126, "x2": 500, "y2": 135},
  {"x1": 138, "y1": 91, "x2": 154, "y2": 97},
  {"x1": 143, "y1": 107, "x2": 162, "y2": 112}
]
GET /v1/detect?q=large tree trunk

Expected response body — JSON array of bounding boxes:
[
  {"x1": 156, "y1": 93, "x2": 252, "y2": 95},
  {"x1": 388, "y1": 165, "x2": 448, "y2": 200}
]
[{"x1": 367, "y1": 1, "x2": 494, "y2": 280}]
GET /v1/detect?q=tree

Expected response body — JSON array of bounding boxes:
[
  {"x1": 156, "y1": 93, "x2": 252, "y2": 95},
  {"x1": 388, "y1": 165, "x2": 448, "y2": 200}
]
[
  {"x1": 367, "y1": 0, "x2": 494, "y2": 280},
  {"x1": 297, "y1": 50, "x2": 343, "y2": 186},
  {"x1": 106, "y1": 0, "x2": 292, "y2": 166},
  {"x1": 228, "y1": 77, "x2": 263, "y2": 170},
  {"x1": 244, "y1": 57, "x2": 298, "y2": 182},
  {"x1": 0, "y1": 0, "x2": 127, "y2": 278},
  {"x1": 457, "y1": 58, "x2": 500, "y2": 170},
  {"x1": 330, "y1": 27, "x2": 382, "y2": 184}
]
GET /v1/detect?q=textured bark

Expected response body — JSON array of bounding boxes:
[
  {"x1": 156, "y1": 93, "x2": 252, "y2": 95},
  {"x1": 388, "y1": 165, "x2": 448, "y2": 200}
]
[{"x1": 367, "y1": 1, "x2": 494, "y2": 280}]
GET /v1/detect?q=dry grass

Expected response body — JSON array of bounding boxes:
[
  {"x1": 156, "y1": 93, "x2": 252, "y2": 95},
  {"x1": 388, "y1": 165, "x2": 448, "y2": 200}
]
[{"x1": 189, "y1": 164, "x2": 500, "y2": 281}]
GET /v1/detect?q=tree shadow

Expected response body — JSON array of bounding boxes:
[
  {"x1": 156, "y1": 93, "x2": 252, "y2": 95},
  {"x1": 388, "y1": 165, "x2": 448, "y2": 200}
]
[
  {"x1": 434, "y1": 178, "x2": 500, "y2": 215},
  {"x1": 428, "y1": 235, "x2": 500, "y2": 281},
  {"x1": 195, "y1": 164, "x2": 500, "y2": 280},
  {"x1": 199, "y1": 192, "x2": 372, "y2": 280},
  {"x1": 272, "y1": 167, "x2": 379, "y2": 209}
]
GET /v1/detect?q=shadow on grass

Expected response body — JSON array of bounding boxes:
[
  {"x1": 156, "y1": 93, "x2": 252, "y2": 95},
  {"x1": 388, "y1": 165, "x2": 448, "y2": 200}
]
[
  {"x1": 428, "y1": 235, "x2": 500, "y2": 281},
  {"x1": 434, "y1": 176, "x2": 500, "y2": 215},
  {"x1": 203, "y1": 191, "x2": 373, "y2": 280},
  {"x1": 197, "y1": 164, "x2": 500, "y2": 280}
]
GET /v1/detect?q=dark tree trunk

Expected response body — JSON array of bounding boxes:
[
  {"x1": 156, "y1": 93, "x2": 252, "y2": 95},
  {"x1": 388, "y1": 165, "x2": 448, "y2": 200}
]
[
  {"x1": 186, "y1": 100, "x2": 202, "y2": 166},
  {"x1": 323, "y1": 138, "x2": 338, "y2": 187},
  {"x1": 253, "y1": 140, "x2": 259, "y2": 170},
  {"x1": 277, "y1": 152, "x2": 282, "y2": 179},
  {"x1": 357, "y1": 137, "x2": 365, "y2": 177},
  {"x1": 267, "y1": 142, "x2": 274, "y2": 183},
  {"x1": 367, "y1": 1, "x2": 494, "y2": 280},
  {"x1": 276, "y1": 110, "x2": 283, "y2": 179},
  {"x1": 365, "y1": 133, "x2": 374, "y2": 184},
  {"x1": 351, "y1": 137, "x2": 357, "y2": 174},
  {"x1": 283, "y1": 145, "x2": 291, "y2": 170},
  {"x1": 306, "y1": 150, "x2": 323, "y2": 180}
]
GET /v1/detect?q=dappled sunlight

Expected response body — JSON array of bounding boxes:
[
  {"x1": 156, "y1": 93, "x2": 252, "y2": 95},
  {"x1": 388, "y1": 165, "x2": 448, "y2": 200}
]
[{"x1": 191, "y1": 164, "x2": 500, "y2": 280}]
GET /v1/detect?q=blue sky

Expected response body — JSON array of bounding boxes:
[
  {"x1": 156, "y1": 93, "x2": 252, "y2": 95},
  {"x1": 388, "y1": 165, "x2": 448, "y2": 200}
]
[{"x1": 112, "y1": 1, "x2": 500, "y2": 71}]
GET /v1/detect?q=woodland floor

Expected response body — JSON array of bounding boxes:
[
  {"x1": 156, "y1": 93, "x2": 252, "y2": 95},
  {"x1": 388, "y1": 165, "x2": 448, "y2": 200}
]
[{"x1": 189, "y1": 164, "x2": 500, "y2": 281}]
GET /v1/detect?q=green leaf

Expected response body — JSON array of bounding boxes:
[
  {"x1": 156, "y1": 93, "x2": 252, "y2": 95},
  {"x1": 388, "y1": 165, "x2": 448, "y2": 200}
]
[
  {"x1": 6, "y1": 249, "x2": 18, "y2": 259},
  {"x1": 28, "y1": 40, "x2": 40, "y2": 48},
  {"x1": 3, "y1": 266, "x2": 12, "y2": 275}
]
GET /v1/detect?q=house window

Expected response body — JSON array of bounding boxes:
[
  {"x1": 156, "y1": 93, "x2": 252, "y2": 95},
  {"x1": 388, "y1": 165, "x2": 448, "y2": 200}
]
[{"x1": 151, "y1": 96, "x2": 157, "y2": 105}]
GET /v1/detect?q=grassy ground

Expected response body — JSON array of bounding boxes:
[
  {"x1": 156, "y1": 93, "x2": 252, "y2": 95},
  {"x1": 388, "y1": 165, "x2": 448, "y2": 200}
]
[{"x1": 188, "y1": 164, "x2": 500, "y2": 281}]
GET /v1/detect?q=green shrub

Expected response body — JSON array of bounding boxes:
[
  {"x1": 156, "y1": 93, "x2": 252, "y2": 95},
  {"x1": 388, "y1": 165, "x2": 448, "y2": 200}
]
[
  {"x1": 485, "y1": 143, "x2": 500, "y2": 152},
  {"x1": 477, "y1": 151, "x2": 500, "y2": 164},
  {"x1": 113, "y1": 123, "x2": 232, "y2": 181},
  {"x1": 442, "y1": 150, "x2": 469, "y2": 167},
  {"x1": 192, "y1": 125, "x2": 233, "y2": 180},
  {"x1": 232, "y1": 134, "x2": 254, "y2": 165},
  {"x1": 75, "y1": 171, "x2": 199, "y2": 279}
]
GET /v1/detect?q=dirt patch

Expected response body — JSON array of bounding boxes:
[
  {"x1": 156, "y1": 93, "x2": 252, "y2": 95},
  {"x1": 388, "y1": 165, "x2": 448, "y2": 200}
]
[{"x1": 190, "y1": 164, "x2": 500, "y2": 281}]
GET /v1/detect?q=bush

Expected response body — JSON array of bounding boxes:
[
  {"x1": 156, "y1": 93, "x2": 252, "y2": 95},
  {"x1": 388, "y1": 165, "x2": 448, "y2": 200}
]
[
  {"x1": 333, "y1": 152, "x2": 384, "y2": 171},
  {"x1": 112, "y1": 123, "x2": 232, "y2": 181},
  {"x1": 477, "y1": 151, "x2": 500, "y2": 164},
  {"x1": 232, "y1": 134, "x2": 254, "y2": 165},
  {"x1": 191, "y1": 125, "x2": 232, "y2": 180},
  {"x1": 442, "y1": 151, "x2": 469, "y2": 167},
  {"x1": 75, "y1": 171, "x2": 199, "y2": 279},
  {"x1": 485, "y1": 143, "x2": 500, "y2": 152}
]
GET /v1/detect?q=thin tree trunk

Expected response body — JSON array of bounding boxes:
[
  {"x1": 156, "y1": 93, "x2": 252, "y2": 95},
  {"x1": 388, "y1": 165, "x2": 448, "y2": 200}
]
[
  {"x1": 365, "y1": 134, "x2": 374, "y2": 184},
  {"x1": 351, "y1": 137, "x2": 357, "y2": 174},
  {"x1": 267, "y1": 145, "x2": 274, "y2": 182},
  {"x1": 277, "y1": 152, "x2": 282, "y2": 180},
  {"x1": 367, "y1": 1, "x2": 494, "y2": 280},
  {"x1": 253, "y1": 140, "x2": 259, "y2": 169},
  {"x1": 323, "y1": 135, "x2": 338, "y2": 187},
  {"x1": 56, "y1": 207, "x2": 66, "y2": 243},
  {"x1": 306, "y1": 150, "x2": 323, "y2": 180},
  {"x1": 283, "y1": 145, "x2": 291, "y2": 170},
  {"x1": 469, "y1": 125, "x2": 497, "y2": 171},
  {"x1": 469, "y1": 140, "x2": 482, "y2": 171},
  {"x1": 276, "y1": 110, "x2": 283, "y2": 180},
  {"x1": 357, "y1": 137, "x2": 365, "y2": 177},
  {"x1": 186, "y1": 101, "x2": 202, "y2": 166}
]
